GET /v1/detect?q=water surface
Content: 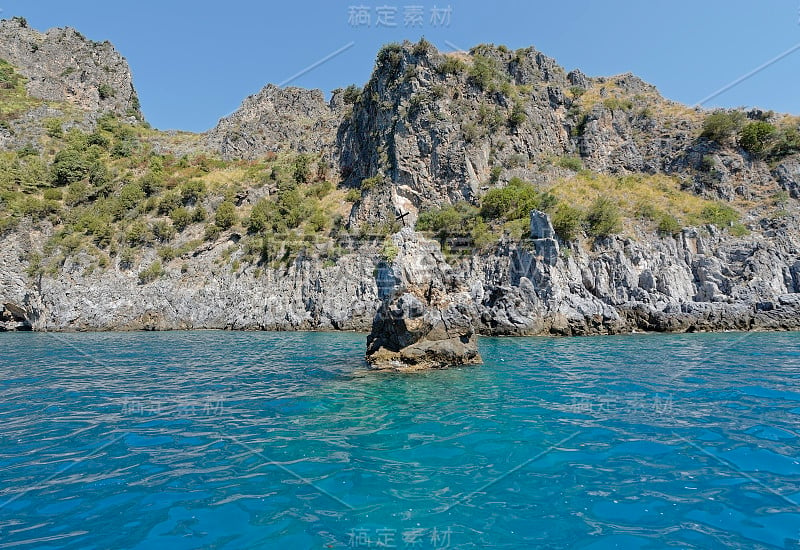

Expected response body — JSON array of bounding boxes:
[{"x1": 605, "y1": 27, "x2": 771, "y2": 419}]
[{"x1": 1, "y1": 331, "x2": 799, "y2": 548}]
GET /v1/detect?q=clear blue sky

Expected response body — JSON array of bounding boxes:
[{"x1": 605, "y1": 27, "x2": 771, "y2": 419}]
[{"x1": 3, "y1": 0, "x2": 799, "y2": 132}]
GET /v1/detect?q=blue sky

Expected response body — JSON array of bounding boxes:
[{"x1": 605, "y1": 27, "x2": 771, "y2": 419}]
[{"x1": 3, "y1": 1, "x2": 799, "y2": 132}]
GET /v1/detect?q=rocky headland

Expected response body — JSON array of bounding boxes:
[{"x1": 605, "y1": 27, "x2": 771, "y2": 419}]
[{"x1": 1, "y1": 18, "x2": 799, "y2": 368}]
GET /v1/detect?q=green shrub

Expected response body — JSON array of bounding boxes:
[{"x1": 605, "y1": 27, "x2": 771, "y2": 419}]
[
  {"x1": 438, "y1": 56, "x2": 467, "y2": 75},
  {"x1": 51, "y1": 148, "x2": 90, "y2": 186},
  {"x1": 139, "y1": 171, "x2": 164, "y2": 196},
  {"x1": 17, "y1": 144, "x2": 38, "y2": 157},
  {"x1": 118, "y1": 247, "x2": 135, "y2": 269},
  {"x1": 770, "y1": 127, "x2": 800, "y2": 159},
  {"x1": 126, "y1": 221, "x2": 152, "y2": 246},
  {"x1": 730, "y1": 223, "x2": 749, "y2": 236},
  {"x1": 204, "y1": 223, "x2": 221, "y2": 241},
  {"x1": 738, "y1": 121, "x2": 776, "y2": 157},
  {"x1": 700, "y1": 155, "x2": 716, "y2": 171},
  {"x1": 701, "y1": 110, "x2": 746, "y2": 143},
  {"x1": 657, "y1": 214, "x2": 681, "y2": 236},
  {"x1": 43, "y1": 188, "x2": 63, "y2": 201},
  {"x1": 118, "y1": 183, "x2": 145, "y2": 211},
  {"x1": 191, "y1": 207, "x2": 207, "y2": 223},
  {"x1": 180, "y1": 180, "x2": 206, "y2": 204},
  {"x1": 64, "y1": 181, "x2": 91, "y2": 206},
  {"x1": 556, "y1": 156, "x2": 583, "y2": 171},
  {"x1": 138, "y1": 261, "x2": 164, "y2": 284},
  {"x1": 468, "y1": 54, "x2": 502, "y2": 91},
  {"x1": 508, "y1": 102, "x2": 527, "y2": 127},
  {"x1": 152, "y1": 220, "x2": 176, "y2": 243},
  {"x1": 700, "y1": 203, "x2": 738, "y2": 226},
  {"x1": 45, "y1": 118, "x2": 63, "y2": 139},
  {"x1": 293, "y1": 154, "x2": 312, "y2": 184},
  {"x1": 345, "y1": 188, "x2": 361, "y2": 202},
  {"x1": 381, "y1": 238, "x2": 399, "y2": 262},
  {"x1": 86, "y1": 132, "x2": 109, "y2": 148},
  {"x1": 110, "y1": 128, "x2": 137, "y2": 158},
  {"x1": 480, "y1": 177, "x2": 539, "y2": 221},
  {"x1": 158, "y1": 192, "x2": 181, "y2": 215},
  {"x1": 158, "y1": 246, "x2": 176, "y2": 262},
  {"x1": 170, "y1": 206, "x2": 192, "y2": 231},
  {"x1": 478, "y1": 104, "x2": 504, "y2": 129},
  {"x1": 462, "y1": 122, "x2": 480, "y2": 143},
  {"x1": 569, "y1": 86, "x2": 586, "y2": 98},
  {"x1": 341, "y1": 84, "x2": 361, "y2": 105},
  {"x1": 97, "y1": 84, "x2": 114, "y2": 100},
  {"x1": 276, "y1": 187, "x2": 304, "y2": 229},
  {"x1": 247, "y1": 198, "x2": 272, "y2": 234},
  {"x1": 88, "y1": 162, "x2": 110, "y2": 191},
  {"x1": 417, "y1": 202, "x2": 479, "y2": 237},
  {"x1": 360, "y1": 175, "x2": 381, "y2": 191},
  {"x1": 97, "y1": 113, "x2": 117, "y2": 132},
  {"x1": 412, "y1": 37, "x2": 432, "y2": 57},
  {"x1": 308, "y1": 207, "x2": 328, "y2": 232},
  {"x1": 551, "y1": 203, "x2": 583, "y2": 241},
  {"x1": 214, "y1": 201, "x2": 237, "y2": 229},
  {"x1": 603, "y1": 97, "x2": 633, "y2": 111},
  {"x1": 489, "y1": 166, "x2": 502, "y2": 184},
  {"x1": 586, "y1": 196, "x2": 622, "y2": 237},
  {"x1": 81, "y1": 214, "x2": 113, "y2": 247},
  {"x1": 377, "y1": 43, "x2": 404, "y2": 72},
  {"x1": 538, "y1": 192, "x2": 558, "y2": 212},
  {"x1": 307, "y1": 180, "x2": 333, "y2": 199}
]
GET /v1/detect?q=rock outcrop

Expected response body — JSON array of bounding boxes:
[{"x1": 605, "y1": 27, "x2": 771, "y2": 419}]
[
  {"x1": 0, "y1": 17, "x2": 140, "y2": 118},
  {"x1": 366, "y1": 229, "x2": 481, "y2": 370},
  {"x1": 0, "y1": 17, "x2": 141, "y2": 150},
  {"x1": 205, "y1": 84, "x2": 340, "y2": 161}
]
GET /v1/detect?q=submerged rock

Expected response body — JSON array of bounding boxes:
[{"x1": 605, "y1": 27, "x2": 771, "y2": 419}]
[{"x1": 366, "y1": 228, "x2": 482, "y2": 371}]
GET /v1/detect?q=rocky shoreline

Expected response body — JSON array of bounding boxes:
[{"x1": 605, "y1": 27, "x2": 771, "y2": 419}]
[
  {"x1": 3, "y1": 215, "x2": 799, "y2": 338},
  {"x1": 0, "y1": 21, "x2": 799, "y2": 352}
]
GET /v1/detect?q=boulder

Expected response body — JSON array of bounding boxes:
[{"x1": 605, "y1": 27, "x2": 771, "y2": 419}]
[{"x1": 366, "y1": 228, "x2": 482, "y2": 370}]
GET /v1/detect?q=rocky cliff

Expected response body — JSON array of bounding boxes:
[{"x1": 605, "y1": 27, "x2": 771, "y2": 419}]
[
  {"x1": 0, "y1": 17, "x2": 141, "y2": 150},
  {"x1": 0, "y1": 28, "x2": 799, "y2": 340}
]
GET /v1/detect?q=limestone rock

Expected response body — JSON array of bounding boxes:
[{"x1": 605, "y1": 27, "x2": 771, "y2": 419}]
[
  {"x1": 366, "y1": 229, "x2": 482, "y2": 370},
  {"x1": 205, "y1": 84, "x2": 338, "y2": 160},
  {"x1": 530, "y1": 210, "x2": 555, "y2": 239},
  {"x1": 0, "y1": 18, "x2": 140, "y2": 119}
]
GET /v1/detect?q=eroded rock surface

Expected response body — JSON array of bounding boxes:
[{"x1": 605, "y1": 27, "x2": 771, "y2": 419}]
[{"x1": 366, "y1": 229, "x2": 481, "y2": 370}]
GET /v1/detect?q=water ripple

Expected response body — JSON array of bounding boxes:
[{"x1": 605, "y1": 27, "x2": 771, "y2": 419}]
[{"x1": 0, "y1": 331, "x2": 799, "y2": 548}]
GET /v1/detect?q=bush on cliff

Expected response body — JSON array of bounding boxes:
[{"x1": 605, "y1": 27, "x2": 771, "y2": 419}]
[
  {"x1": 702, "y1": 111, "x2": 745, "y2": 144},
  {"x1": 586, "y1": 196, "x2": 622, "y2": 238}
]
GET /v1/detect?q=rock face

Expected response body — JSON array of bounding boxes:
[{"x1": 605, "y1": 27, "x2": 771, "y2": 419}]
[
  {"x1": 205, "y1": 84, "x2": 339, "y2": 160},
  {"x1": 366, "y1": 229, "x2": 481, "y2": 370},
  {"x1": 0, "y1": 17, "x2": 140, "y2": 119},
  {"x1": 1, "y1": 30, "x2": 800, "y2": 348}
]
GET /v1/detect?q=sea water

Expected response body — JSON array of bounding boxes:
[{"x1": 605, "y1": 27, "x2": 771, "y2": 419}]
[{"x1": 0, "y1": 331, "x2": 799, "y2": 549}]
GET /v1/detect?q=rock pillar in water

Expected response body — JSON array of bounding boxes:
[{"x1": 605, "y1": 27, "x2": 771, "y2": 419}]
[{"x1": 366, "y1": 228, "x2": 482, "y2": 370}]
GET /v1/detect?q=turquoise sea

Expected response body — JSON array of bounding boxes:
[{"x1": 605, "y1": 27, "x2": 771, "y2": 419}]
[{"x1": 1, "y1": 331, "x2": 799, "y2": 549}]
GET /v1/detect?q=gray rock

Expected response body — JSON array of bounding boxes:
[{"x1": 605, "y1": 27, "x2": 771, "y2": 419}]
[
  {"x1": 366, "y1": 228, "x2": 482, "y2": 370},
  {"x1": 530, "y1": 210, "x2": 555, "y2": 239},
  {"x1": 0, "y1": 18, "x2": 140, "y2": 118},
  {"x1": 205, "y1": 84, "x2": 338, "y2": 161}
]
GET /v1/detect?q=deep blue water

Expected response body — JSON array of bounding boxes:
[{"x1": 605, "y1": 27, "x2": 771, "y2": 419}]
[{"x1": 1, "y1": 331, "x2": 799, "y2": 549}]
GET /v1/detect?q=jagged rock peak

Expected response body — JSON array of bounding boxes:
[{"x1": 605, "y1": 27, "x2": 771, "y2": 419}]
[
  {"x1": 205, "y1": 83, "x2": 339, "y2": 160},
  {"x1": 0, "y1": 17, "x2": 141, "y2": 119}
]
